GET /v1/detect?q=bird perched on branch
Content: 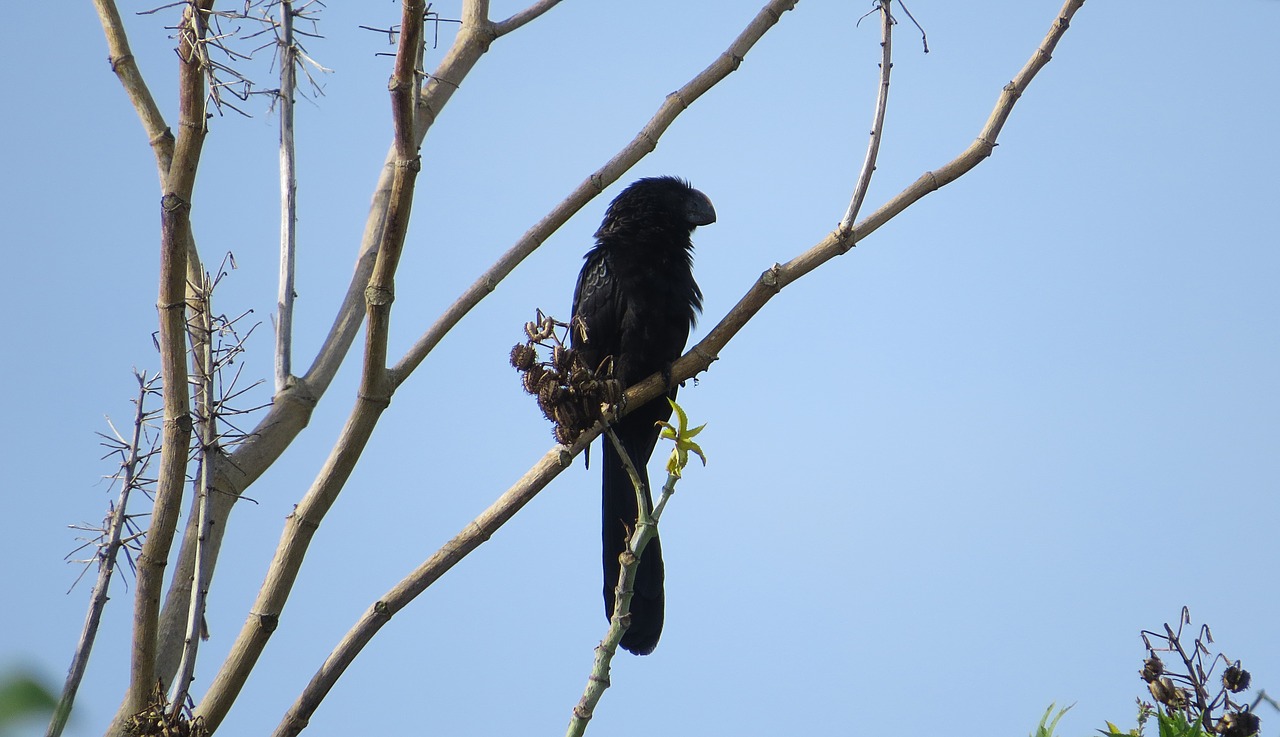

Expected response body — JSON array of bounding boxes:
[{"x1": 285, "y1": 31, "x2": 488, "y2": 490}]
[{"x1": 571, "y1": 176, "x2": 716, "y2": 655}]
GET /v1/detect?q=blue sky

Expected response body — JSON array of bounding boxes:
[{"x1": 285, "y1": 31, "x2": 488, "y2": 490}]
[{"x1": 2, "y1": 2, "x2": 1277, "y2": 736}]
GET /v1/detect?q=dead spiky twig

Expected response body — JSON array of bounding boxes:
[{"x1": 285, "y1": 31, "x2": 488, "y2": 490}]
[
  {"x1": 1139, "y1": 607, "x2": 1261, "y2": 737},
  {"x1": 47, "y1": 372, "x2": 160, "y2": 737}
]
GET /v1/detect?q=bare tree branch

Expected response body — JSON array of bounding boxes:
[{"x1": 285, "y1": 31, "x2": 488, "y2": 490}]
[
  {"x1": 151, "y1": 0, "x2": 510, "y2": 694},
  {"x1": 390, "y1": 0, "x2": 800, "y2": 385},
  {"x1": 46, "y1": 373, "x2": 156, "y2": 737},
  {"x1": 275, "y1": 0, "x2": 299, "y2": 393},
  {"x1": 192, "y1": 0, "x2": 428, "y2": 729},
  {"x1": 168, "y1": 273, "x2": 220, "y2": 715},
  {"x1": 492, "y1": 0, "x2": 561, "y2": 37},
  {"x1": 840, "y1": 0, "x2": 893, "y2": 232},
  {"x1": 278, "y1": 6, "x2": 1087, "y2": 720},
  {"x1": 90, "y1": 0, "x2": 174, "y2": 182},
  {"x1": 126, "y1": 0, "x2": 214, "y2": 719}
]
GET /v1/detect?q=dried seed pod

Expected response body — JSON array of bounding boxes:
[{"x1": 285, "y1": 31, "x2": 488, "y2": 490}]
[
  {"x1": 1149, "y1": 677, "x2": 1186, "y2": 708},
  {"x1": 570, "y1": 317, "x2": 588, "y2": 345},
  {"x1": 1215, "y1": 709, "x2": 1260, "y2": 737},
  {"x1": 1222, "y1": 663, "x2": 1251, "y2": 693},
  {"x1": 538, "y1": 380, "x2": 565, "y2": 407},
  {"x1": 552, "y1": 344, "x2": 574, "y2": 373},
  {"x1": 524, "y1": 320, "x2": 540, "y2": 340},
  {"x1": 600, "y1": 378, "x2": 623, "y2": 405},
  {"x1": 521, "y1": 365, "x2": 544, "y2": 394},
  {"x1": 554, "y1": 424, "x2": 577, "y2": 445},
  {"x1": 510, "y1": 343, "x2": 536, "y2": 370},
  {"x1": 1141, "y1": 654, "x2": 1164, "y2": 683},
  {"x1": 567, "y1": 364, "x2": 591, "y2": 388},
  {"x1": 554, "y1": 402, "x2": 582, "y2": 430},
  {"x1": 537, "y1": 395, "x2": 558, "y2": 423}
]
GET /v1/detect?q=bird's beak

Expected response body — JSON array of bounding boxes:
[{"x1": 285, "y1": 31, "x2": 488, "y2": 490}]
[{"x1": 686, "y1": 189, "x2": 716, "y2": 227}]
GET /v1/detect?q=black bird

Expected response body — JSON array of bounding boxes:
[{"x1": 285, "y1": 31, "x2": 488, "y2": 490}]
[{"x1": 571, "y1": 176, "x2": 716, "y2": 655}]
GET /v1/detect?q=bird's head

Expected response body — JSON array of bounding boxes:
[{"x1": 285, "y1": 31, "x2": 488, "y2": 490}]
[{"x1": 594, "y1": 176, "x2": 716, "y2": 241}]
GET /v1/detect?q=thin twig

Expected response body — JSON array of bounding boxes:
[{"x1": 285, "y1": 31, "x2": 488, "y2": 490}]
[
  {"x1": 276, "y1": 8, "x2": 1087, "y2": 723},
  {"x1": 492, "y1": 0, "x2": 561, "y2": 36},
  {"x1": 169, "y1": 274, "x2": 220, "y2": 716},
  {"x1": 257, "y1": 6, "x2": 1094, "y2": 730},
  {"x1": 275, "y1": 0, "x2": 298, "y2": 393},
  {"x1": 90, "y1": 0, "x2": 174, "y2": 182},
  {"x1": 840, "y1": 0, "x2": 893, "y2": 232},
  {"x1": 46, "y1": 373, "x2": 156, "y2": 737}
]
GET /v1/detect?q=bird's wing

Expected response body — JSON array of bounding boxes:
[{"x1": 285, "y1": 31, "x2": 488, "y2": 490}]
[{"x1": 571, "y1": 248, "x2": 622, "y2": 370}]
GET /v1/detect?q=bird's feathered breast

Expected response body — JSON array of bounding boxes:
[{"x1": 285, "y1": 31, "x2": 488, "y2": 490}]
[{"x1": 571, "y1": 177, "x2": 710, "y2": 387}]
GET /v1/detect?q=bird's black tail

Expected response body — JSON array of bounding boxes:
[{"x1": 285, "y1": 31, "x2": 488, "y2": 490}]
[{"x1": 601, "y1": 420, "x2": 665, "y2": 656}]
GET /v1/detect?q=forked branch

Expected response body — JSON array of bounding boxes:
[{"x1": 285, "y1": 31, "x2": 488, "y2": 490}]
[{"x1": 285, "y1": 6, "x2": 1086, "y2": 724}]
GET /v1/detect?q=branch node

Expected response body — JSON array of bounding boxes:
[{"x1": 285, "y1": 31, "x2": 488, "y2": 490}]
[
  {"x1": 355, "y1": 391, "x2": 392, "y2": 410},
  {"x1": 690, "y1": 345, "x2": 719, "y2": 368},
  {"x1": 108, "y1": 53, "x2": 134, "y2": 72},
  {"x1": 364, "y1": 284, "x2": 395, "y2": 307},
  {"x1": 161, "y1": 193, "x2": 189, "y2": 213},
  {"x1": 759, "y1": 265, "x2": 783, "y2": 292},
  {"x1": 467, "y1": 519, "x2": 493, "y2": 543},
  {"x1": 255, "y1": 612, "x2": 280, "y2": 634}
]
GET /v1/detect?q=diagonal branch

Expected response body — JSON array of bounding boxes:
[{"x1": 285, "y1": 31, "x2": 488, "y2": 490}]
[
  {"x1": 90, "y1": 0, "x2": 174, "y2": 182},
  {"x1": 493, "y1": 0, "x2": 562, "y2": 36},
  {"x1": 258, "y1": 5, "x2": 803, "y2": 728},
  {"x1": 191, "y1": 1, "x2": 427, "y2": 730},
  {"x1": 281, "y1": 5, "x2": 1086, "y2": 718},
  {"x1": 389, "y1": 0, "x2": 799, "y2": 385},
  {"x1": 151, "y1": 0, "x2": 517, "y2": 694}
]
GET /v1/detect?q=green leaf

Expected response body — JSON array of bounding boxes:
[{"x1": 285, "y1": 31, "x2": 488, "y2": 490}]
[
  {"x1": 1032, "y1": 703, "x2": 1074, "y2": 737},
  {"x1": 656, "y1": 399, "x2": 708, "y2": 478},
  {"x1": 0, "y1": 673, "x2": 57, "y2": 728}
]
